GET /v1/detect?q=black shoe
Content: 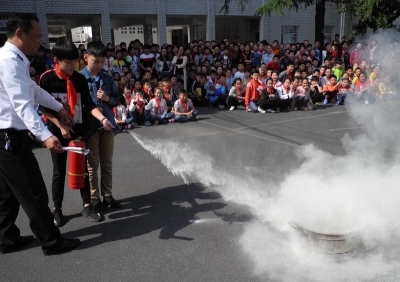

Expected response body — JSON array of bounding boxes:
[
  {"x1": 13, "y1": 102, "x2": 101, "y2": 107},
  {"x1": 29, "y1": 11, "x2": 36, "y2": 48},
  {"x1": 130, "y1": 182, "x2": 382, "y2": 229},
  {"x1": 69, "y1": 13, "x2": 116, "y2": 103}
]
[
  {"x1": 43, "y1": 237, "x2": 81, "y2": 256},
  {"x1": 52, "y1": 208, "x2": 64, "y2": 227},
  {"x1": 0, "y1": 235, "x2": 35, "y2": 254},
  {"x1": 91, "y1": 197, "x2": 107, "y2": 212},
  {"x1": 103, "y1": 196, "x2": 122, "y2": 209},
  {"x1": 82, "y1": 204, "x2": 104, "y2": 222}
]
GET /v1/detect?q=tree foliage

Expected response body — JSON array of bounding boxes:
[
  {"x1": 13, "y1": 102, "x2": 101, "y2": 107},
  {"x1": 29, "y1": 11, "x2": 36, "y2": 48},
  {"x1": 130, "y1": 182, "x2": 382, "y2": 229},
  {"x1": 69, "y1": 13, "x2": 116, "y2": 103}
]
[
  {"x1": 220, "y1": 0, "x2": 400, "y2": 35},
  {"x1": 340, "y1": 0, "x2": 400, "y2": 34}
]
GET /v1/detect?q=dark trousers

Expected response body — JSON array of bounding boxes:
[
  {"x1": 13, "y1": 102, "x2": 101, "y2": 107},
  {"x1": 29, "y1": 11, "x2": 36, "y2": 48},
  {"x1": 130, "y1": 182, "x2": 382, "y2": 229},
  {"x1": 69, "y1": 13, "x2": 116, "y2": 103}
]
[
  {"x1": 227, "y1": 96, "x2": 245, "y2": 107},
  {"x1": 192, "y1": 97, "x2": 209, "y2": 107},
  {"x1": 259, "y1": 98, "x2": 279, "y2": 110},
  {"x1": 278, "y1": 98, "x2": 293, "y2": 109},
  {"x1": 51, "y1": 150, "x2": 91, "y2": 208},
  {"x1": 310, "y1": 91, "x2": 324, "y2": 104},
  {"x1": 210, "y1": 95, "x2": 228, "y2": 106},
  {"x1": 0, "y1": 130, "x2": 60, "y2": 249}
]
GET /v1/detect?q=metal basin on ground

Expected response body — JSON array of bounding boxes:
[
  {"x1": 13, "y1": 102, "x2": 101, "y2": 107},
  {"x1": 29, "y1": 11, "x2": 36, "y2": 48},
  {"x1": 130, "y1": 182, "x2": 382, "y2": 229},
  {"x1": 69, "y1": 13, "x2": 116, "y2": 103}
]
[{"x1": 288, "y1": 220, "x2": 360, "y2": 256}]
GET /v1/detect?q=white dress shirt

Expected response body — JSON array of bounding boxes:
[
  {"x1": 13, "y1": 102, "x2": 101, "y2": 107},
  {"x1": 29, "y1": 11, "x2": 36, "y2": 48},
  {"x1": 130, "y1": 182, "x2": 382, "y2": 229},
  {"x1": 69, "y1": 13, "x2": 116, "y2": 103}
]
[{"x1": 0, "y1": 42, "x2": 63, "y2": 141}]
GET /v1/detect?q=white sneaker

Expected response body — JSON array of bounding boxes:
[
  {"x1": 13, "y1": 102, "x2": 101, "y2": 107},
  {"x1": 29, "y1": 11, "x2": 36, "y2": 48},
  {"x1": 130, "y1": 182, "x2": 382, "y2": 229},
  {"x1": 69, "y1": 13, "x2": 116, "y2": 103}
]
[
  {"x1": 247, "y1": 108, "x2": 252, "y2": 112},
  {"x1": 266, "y1": 109, "x2": 275, "y2": 113},
  {"x1": 258, "y1": 107, "x2": 266, "y2": 113},
  {"x1": 237, "y1": 105, "x2": 246, "y2": 110},
  {"x1": 229, "y1": 106, "x2": 235, "y2": 111},
  {"x1": 218, "y1": 105, "x2": 225, "y2": 109},
  {"x1": 365, "y1": 100, "x2": 369, "y2": 105}
]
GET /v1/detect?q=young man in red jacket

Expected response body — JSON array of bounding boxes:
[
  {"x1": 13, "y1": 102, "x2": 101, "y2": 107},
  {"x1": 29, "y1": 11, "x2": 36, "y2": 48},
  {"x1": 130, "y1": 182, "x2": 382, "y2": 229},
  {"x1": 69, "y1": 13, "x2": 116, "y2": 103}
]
[{"x1": 245, "y1": 70, "x2": 264, "y2": 113}]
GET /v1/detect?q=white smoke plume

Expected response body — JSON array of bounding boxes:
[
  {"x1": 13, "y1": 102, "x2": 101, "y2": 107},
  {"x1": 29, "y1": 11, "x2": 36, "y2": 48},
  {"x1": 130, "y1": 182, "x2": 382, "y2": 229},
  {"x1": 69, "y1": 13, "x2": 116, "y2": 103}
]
[{"x1": 129, "y1": 36, "x2": 400, "y2": 282}]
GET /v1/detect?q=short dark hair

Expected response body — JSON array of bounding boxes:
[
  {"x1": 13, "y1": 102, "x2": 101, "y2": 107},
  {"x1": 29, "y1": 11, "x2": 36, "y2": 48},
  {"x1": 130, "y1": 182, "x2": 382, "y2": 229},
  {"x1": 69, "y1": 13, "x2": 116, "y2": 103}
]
[
  {"x1": 179, "y1": 89, "x2": 188, "y2": 95},
  {"x1": 311, "y1": 76, "x2": 319, "y2": 82},
  {"x1": 232, "y1": 77, "x2": 241, "y2": 86},
  {"x1": 86, "y1": 41, "x2": 107, "y2": 57},
  {"x1": 6, "y1": 13, "x2": 39, "y2": 39},
  {"x1": 52, "y1": 38, "x2": 79, "y2": 61}
]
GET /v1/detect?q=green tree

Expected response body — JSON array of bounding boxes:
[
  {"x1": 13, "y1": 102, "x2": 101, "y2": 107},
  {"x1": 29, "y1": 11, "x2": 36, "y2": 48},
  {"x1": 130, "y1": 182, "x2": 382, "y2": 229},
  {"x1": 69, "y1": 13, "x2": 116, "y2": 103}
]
[
  {"x1": 341, "y1": 0, "x2": 400, "y2": 35},
  {"x1": 220, "y1": 0, "x2": 400, "y2": 42}
]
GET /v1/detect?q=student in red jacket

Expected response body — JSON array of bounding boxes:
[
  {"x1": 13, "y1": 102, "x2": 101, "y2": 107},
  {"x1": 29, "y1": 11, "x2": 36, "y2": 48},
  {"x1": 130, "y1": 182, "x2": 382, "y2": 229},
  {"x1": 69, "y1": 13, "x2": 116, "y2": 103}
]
[
  {"x1": 245, "y1": 70, "x2": 264, "y2": 113},
  {"x1": 266, "y1": 55, "x2": 281, "y2": 72}
]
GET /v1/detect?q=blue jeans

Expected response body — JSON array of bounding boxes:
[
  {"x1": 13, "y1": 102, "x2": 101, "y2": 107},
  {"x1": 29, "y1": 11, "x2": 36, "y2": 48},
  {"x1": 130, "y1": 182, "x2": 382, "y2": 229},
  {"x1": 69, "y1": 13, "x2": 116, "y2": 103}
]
[
  {"x1": 295, "y1": 96, "x2": 310, "y2": 108},
  {"x1": 336, "y1": 94, "x2": 346, "y2": 105},
  {"x1": 174, "y1": 109, "x2": 199, "y2": 123},
  {"x1": 148, "y1": 113, "x2": 167, "y2": 124},
  {"x1": 249, "y1": 101, "x2": 259, "y2": 112}
]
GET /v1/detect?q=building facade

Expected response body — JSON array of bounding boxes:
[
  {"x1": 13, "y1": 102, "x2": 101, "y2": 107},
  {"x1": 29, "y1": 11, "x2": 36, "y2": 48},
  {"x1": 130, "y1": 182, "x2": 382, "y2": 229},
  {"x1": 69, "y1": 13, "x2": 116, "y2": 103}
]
[{"x1": 0, "y1": 0, "x2": 399, "y2": 47}]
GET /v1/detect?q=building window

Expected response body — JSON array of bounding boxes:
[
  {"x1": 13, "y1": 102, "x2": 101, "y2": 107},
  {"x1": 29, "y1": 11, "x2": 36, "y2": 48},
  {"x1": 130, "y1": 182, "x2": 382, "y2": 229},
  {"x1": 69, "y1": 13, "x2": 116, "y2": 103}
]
[
  {"x1": 281, "y1": 25, "x2": 299, "y2": 44},
  {"x1": 324, "y1": 26, "x2": 334, "y2": 44}
]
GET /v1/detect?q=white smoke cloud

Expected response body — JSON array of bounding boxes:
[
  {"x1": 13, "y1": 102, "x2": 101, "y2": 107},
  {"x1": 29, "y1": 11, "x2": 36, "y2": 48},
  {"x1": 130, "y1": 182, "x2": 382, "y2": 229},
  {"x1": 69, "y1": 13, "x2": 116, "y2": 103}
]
[{"x1": 129, "y1": 37, "x2": 400, "y2": 282}]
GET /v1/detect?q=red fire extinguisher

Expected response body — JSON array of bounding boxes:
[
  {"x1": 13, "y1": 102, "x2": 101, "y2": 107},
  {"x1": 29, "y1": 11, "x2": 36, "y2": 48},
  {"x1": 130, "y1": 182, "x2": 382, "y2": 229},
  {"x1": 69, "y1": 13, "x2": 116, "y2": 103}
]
[{"x1": 68, "y1": 139, "x2": 86, "y2": 189}]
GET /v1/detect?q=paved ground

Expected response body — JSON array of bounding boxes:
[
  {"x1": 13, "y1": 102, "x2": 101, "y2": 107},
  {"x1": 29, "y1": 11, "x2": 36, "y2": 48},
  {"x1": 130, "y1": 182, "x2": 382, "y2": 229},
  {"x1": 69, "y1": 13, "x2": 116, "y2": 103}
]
[{"x1": 1, "y1": 104, "x2": 398, "y2": 282}]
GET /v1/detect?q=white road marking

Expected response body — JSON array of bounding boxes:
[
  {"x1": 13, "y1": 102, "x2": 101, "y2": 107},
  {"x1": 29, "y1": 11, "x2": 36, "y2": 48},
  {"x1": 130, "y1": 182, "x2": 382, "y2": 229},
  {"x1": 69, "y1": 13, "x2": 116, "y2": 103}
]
[
  {"x1": 329, "y1": 126, "x2": 366, "y2": 132},
  {"x1": 198, "y1": 111, "x2": 345, "y2": 147}
]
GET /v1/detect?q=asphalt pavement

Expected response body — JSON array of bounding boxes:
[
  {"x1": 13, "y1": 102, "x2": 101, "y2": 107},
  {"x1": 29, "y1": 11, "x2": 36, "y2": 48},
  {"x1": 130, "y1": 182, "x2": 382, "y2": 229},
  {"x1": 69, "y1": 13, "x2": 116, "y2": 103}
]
[{"x1": 1, "y1": 103, "x2": 398, "y2": 282}]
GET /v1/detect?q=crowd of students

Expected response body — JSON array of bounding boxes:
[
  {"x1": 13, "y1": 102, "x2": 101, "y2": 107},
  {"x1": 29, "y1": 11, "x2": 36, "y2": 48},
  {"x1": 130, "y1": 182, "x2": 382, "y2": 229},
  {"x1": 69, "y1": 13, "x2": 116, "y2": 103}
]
[{"x1": 29, "y1": 34, "x2": 399, "y2": 129}]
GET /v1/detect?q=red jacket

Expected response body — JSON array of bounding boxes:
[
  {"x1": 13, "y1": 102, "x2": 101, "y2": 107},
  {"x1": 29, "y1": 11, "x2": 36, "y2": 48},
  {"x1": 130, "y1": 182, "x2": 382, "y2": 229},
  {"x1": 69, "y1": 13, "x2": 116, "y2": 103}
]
[
  {"x1": 266, "y1": 61, "x2": 280, "y2": 71},
  {"x1": 245, "y1": 79, "x2": 262, "y2": 105},
  {"x1": 350, "y1": 49, "x2": 363, "y2": 66}
]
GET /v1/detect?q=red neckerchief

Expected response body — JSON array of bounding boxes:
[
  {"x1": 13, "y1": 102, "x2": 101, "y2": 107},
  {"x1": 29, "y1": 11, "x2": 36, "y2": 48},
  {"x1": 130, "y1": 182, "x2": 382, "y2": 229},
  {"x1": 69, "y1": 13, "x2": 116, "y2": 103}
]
[
  {"x1": 143, "y1": 88, "x2": 153, "y2": 100},
  {"x1": 287, "y1": 70, "x2": 293, "y2": 80},
  {"x1": 163, "y1": 86, "x2": 170, "y2": 101},
  {"x1": 54, "y1": 64, "x2": 77, "y2": 117},
  {"x1": 155, "y1": 97, "x2": 162, "y2": 114},
  {"x1": 220, "y1": 82, "x2": 228, "y2": 90},
  {"x1": 235, "y1": 86, "x2": 242, "y2": 97},
  {"x1": 180, "y1": 98, "x2": 188, "y2": 113},
  {"x1": 273, "y1": 80, "x2": 278, "y2": 88},
  {"x1": 125, "y1": 94, "x2": 131, "y2": 106},
  {"x1": 267, "y1": 87, "x2": 273, "y2": 94},
  {"x1": 258, "y1": 51, "x2": 263, "y2": 63},
  {"x1": 211, "y1": 78, "x2": 217, "y2": 91},
  {"x1": 283, "y1": 85, "x2": 290, "y2": 94},
  {"x1": 136, "y1": 100, "x2": 144, "y2": 115}
]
